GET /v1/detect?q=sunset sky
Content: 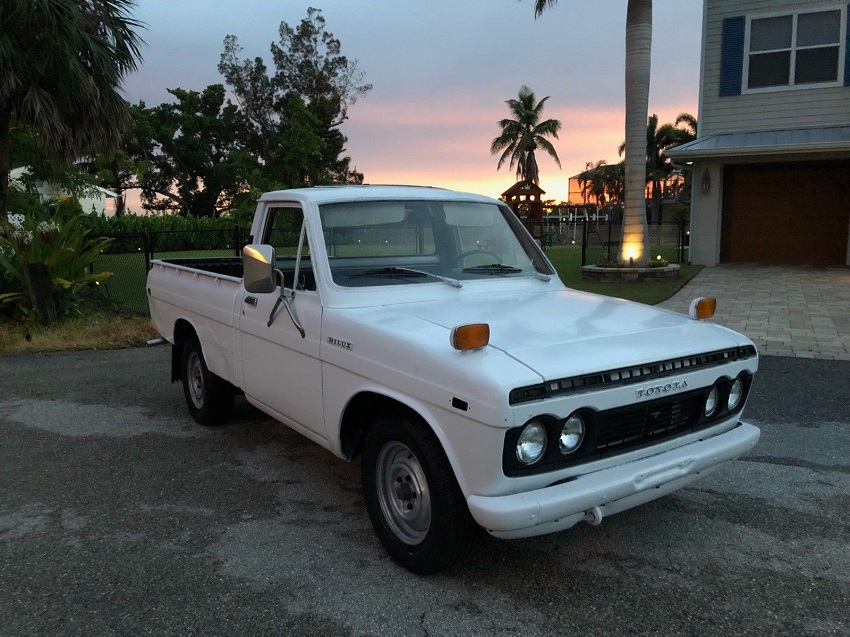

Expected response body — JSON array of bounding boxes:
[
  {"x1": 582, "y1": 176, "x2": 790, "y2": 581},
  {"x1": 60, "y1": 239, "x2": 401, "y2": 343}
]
[{"x1": 121, "y1": 0, "x2": 704, "y2": 206}]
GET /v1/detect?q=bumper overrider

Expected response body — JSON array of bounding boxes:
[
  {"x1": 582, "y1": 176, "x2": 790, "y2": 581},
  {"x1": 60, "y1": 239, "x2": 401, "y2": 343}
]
[{"x1": 467, "y1": 422, "x2": 760, "y2": 539}]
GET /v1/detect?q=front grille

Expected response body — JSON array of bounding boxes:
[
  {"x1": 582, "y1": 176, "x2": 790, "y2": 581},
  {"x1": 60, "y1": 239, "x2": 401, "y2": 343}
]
[{"x1": 595, "y1": 391, "x2": 705, "y2": 452}]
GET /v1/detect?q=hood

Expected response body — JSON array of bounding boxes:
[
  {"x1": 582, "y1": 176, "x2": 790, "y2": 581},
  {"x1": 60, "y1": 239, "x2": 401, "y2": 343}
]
[{"x1": 392, "y1": 288, "x2": 747, "y2": 380}]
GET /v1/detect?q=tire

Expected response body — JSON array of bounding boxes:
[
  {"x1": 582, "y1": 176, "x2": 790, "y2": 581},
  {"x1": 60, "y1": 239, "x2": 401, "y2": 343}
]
[
  {"x1": 181, "y1": 337, "x2": 235, "y2": 426},
  {"x1": 361, "y1": 415, "x2": 475, "y2": 574}
]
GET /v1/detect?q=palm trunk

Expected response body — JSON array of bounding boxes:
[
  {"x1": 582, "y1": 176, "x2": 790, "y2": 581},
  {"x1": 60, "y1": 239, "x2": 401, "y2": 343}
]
[
  {"x1": 0, "y1": 106, "x2": 11, "y2": 221},
  {"x1": 619, "y1": 0, "x2": 652, "y2": 267}
]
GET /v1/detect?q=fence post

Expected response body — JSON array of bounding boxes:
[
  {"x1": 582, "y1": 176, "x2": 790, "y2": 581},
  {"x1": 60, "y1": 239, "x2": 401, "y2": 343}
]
[
  {"x1": 143, "y1": 232, "x2": 152, "y2": 271},
  {"x1": 233, "y1": 225, "x2": 241, "y2": 256},
  {"x1": 581, "y1": 219, "x2": 588, "y2": 266},
  {"x1": 607, "y1": 219, "x2": 613, "y2": 262},
  {"x1": 678, "y1": 220, "x2": 685, "y2": 264}
]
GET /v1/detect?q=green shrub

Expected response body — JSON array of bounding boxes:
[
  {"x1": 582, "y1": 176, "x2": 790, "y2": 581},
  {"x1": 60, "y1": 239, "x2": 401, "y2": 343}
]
[
  {"x1": 82, "y1": 213, "x2": 250, "y2": 254},
  {"x1": 0, "y1": 201, "x2": 113, "y2": 323}
]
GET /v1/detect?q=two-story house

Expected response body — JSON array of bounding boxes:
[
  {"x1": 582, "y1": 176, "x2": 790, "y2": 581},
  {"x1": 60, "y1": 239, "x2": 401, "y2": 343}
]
[{"x1": 666, "y1": 0, "x2": 850, "y2": 266}]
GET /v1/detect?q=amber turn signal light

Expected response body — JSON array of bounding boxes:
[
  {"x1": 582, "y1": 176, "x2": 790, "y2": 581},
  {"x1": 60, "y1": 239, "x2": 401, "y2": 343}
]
[
  {"x1": 689, "y1": 297, "x2": 717, "y2": 320},
  {"x1": 451, "y1": 323, "x2": 490, "y2": 350}
]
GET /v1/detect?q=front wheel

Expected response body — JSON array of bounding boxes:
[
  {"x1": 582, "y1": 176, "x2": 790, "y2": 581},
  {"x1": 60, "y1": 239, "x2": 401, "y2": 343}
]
[
  {"x1": 181, "y1": 337, "x2": 234, "y2": 426},
  {"x1": 361, "y1": 415, "x2": 475, "y2": 574}
]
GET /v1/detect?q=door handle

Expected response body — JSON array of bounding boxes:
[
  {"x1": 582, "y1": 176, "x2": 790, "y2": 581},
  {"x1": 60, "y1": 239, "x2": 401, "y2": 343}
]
[{"x1": 244, "y1": 296, "x2": 258, "y2": 306}]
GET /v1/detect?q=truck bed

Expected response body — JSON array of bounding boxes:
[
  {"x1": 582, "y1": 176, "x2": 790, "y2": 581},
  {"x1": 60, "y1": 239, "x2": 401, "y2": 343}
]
[
  {"x1": 159, "y1": 257, "x2": 243, "y2": 279},
  {"x1": 159, "y1": 256, "x2": 315, "y2": 290}
]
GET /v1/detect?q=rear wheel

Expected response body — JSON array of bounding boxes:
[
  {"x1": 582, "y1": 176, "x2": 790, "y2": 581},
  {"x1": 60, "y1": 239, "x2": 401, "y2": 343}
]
[
  {"x1": 181, "y1": 338, "x2": 234, "y2": 425},
  {"x1": 361, "y1": 415, "x2": 475, "y2": 574}
]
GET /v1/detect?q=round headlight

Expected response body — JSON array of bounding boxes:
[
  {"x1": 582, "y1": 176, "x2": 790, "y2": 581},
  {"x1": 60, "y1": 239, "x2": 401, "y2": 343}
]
[
  {"x1": 727, "y1": 377, "x2": 744, "y2": 410},
  {"x1": 705, "y1": 385, "x2": 719, "y2": 417},
  {"x1": 559, "y1": 414, "x2": 585, "y2": 455},
  {"x1": 516, "y1": 421, "x2": 547, "y2": 465}
]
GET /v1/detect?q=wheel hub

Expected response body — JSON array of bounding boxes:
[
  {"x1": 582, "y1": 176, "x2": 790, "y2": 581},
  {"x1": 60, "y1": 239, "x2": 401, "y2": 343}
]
[{"x1": 376, "y1": 441, "x2": 431, "y2": 545}]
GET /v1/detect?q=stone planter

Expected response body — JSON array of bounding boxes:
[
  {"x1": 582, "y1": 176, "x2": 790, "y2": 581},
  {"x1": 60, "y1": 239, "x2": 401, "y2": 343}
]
[{"x1": 581, "y1": 263, "x2": 681, "y2": 282}]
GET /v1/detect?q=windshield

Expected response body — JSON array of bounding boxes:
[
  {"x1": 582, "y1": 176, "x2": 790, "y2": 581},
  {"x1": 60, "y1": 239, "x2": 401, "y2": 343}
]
[{"x1": 320, "y1": 200, "x2": 553, "y2": 287}]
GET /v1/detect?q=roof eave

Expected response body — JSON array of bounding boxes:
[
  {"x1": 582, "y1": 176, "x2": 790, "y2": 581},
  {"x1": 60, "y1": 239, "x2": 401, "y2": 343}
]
[{"x1": 667, "y1": 142, "x2": 850, "y2": 161}]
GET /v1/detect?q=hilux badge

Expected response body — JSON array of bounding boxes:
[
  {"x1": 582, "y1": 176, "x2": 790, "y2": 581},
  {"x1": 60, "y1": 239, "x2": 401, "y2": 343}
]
[
  {"x1": 636, "y1": 380, "x2": 688, "y2": 399},
  {"x1": 327, "y1": 336, "x2": 352, "y2": 350}
]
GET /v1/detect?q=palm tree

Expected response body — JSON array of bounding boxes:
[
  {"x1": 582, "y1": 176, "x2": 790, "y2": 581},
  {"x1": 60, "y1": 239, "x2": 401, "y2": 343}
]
[
  {"x1": 674, "y1": 112, "x2": 698, "y2": 143},
  {"x1": 490, "y1": 86, "x2": 562, "y2": 184},
  {"x1": 533, "y1": 0, "x2": 652, "y2": 266},
  {"x1": 0, "y1": 0, "x2": 144, "y2": 219},
  {"x1": 618, "y1": 114, "x2": 682, "y2": 223}
]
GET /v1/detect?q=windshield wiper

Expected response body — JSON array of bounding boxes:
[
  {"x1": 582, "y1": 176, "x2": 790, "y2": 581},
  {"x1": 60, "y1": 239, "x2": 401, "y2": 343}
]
[
  {"x1": 462, "y1": 264, "x2": 551, "y2": 282},
  {"x1": 350, "y1": 267, "x2": 462, "y2": 288}
]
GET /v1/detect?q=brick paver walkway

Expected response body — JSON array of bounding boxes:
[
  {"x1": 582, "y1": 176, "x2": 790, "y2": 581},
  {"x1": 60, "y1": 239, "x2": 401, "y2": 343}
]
[{"x1": 658, "y1": 264, "x2": 850, "y2": 360}]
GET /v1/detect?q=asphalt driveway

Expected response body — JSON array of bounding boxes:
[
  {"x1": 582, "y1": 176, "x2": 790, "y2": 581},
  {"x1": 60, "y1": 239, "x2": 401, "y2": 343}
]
[{"x1": 1, "y1": 347, "x2": 848, "y2": 636}]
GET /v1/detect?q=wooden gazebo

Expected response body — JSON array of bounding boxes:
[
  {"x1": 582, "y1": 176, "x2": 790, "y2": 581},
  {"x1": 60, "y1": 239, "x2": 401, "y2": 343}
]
[{"x1": 501, "y1": 180, "x2": 546, "y2": 246}]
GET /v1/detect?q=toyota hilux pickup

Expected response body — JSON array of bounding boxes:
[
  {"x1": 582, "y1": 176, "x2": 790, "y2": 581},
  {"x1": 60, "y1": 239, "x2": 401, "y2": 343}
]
[{"x1": 146, "y1": 185, "x2": 760, "y2": 574}]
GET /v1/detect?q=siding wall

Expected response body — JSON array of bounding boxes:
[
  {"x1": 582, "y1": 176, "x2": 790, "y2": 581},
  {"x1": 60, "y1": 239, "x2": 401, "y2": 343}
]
[{"x1": 702, "y1": 0, "x2": 850, "y2": 136}]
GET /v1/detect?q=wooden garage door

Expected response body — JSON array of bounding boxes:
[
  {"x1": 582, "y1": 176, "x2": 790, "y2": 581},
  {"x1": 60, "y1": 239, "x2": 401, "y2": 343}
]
[{"x1": 721, "y1": 161, "x2": 850, "y2": 264}]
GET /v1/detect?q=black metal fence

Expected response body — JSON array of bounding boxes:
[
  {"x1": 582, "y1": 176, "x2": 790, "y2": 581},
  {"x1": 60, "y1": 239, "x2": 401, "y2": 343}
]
[
  {"x1": 91, "y1": 221, "x2": 690, "y2": 314},
  {"x1": 526, "y1": 219, "x2": 689, "y2": 273},
  {"x1": 92, "y1": 227, "x2": 249, "y2": 314}
]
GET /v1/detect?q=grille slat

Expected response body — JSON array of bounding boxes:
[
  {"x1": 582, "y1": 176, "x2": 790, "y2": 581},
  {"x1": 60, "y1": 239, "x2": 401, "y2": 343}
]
[
  {"x1": 595, "y1": 393, "x2": 703, "y2": 453},
  {"x1": 510, "y1": 346, "x2": 757, "y2": 405}
]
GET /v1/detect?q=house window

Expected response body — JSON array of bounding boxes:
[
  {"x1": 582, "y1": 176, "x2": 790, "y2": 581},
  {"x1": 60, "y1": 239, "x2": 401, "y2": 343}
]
[{"x1": 745, "y1": 8, "x2": 844, "y2": 91}]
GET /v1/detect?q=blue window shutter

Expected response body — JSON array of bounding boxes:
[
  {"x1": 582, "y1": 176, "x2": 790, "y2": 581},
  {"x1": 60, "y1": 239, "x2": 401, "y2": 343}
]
[
  {"x1": 845, "y1": 4, "x2": 850, "y2": 85},
  {"x1": 719, "y1": 16, "x2": 745, "y2": 96}
]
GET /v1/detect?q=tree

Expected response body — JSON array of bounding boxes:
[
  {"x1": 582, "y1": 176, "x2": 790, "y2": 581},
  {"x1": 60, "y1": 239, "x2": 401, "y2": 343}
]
[
  {"x1": 618, "y1": 114, "x2": 681, "y2": 223},
  {"x1": 532, "y1": 0, "x2": 652, "y2": 266},
  {"x1": 490, "y1": 86, "x2": 562, "y2": 184},
  {"x1": 0, "y1": 0, "x2": 144, "y2": 219},
  {"x1": 577, "y1": 160, "x2": 625, "y2": 210},
  {"x1": 218, "y1": 7, "x2": 371, "y2": 188},
  {"x1": 83, "y1": 101, "x2": 155, "y2": 217},
  {"x1": 139, "y1": 85, "x2": 257, "y2": 218},
  {"x1": 674, "y1": 112, "x2": 698, "y2": 142}
]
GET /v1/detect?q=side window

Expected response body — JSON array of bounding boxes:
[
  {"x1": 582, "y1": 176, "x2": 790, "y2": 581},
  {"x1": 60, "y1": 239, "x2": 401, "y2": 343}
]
[
  {"x1": 745, "y1": 9, "x2": 843, "y2": 92},
  {"x1": 263, "y1": 206, "x2": 315, "y2": 291}
]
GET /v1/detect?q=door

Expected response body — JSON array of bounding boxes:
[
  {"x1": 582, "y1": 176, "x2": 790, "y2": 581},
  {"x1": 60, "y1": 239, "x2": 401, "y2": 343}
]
[
  {"x1": 239, "y1": 205, "x2": 326, "y2": 441},
  {"x1": 721, "y1": 161, "x2": 850, "y2": 264}
]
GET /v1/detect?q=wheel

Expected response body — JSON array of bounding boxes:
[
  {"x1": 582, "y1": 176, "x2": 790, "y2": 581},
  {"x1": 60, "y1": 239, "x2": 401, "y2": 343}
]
[
  {"x1": 456, "y1": 249, "x2": 501, "y2": 266},
  {"x1": 181, "y1": 337, "x2": 234, "y2": 426},
  {"x1": 361, "y1": 415, "x2": 475, "y2": 574}
]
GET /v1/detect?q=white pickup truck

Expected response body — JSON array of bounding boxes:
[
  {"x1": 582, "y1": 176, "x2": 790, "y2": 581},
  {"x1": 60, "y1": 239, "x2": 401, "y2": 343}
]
[{"x1": 147, "y1": 185, "x2": 760, "y2": 573}]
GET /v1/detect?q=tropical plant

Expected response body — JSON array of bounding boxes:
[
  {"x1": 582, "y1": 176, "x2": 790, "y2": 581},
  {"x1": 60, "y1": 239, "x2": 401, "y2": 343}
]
[
  {"x1": 674, "y1": 112, "x2": 698, "y2": 142},
  {"x1": 578, "y1": 161, "x2": 625, "y2": 210},
  {"x1": 490, "y1": 86, "x2": 562, "y2": 184},
  {"x1": 0, "y1": 0, "x2": 144, "y2": 219},
  {"x1": 0, "y1": 199, "x2": 112, "y2": 323},
  {"x1": 618, "y1": 114, "x2": 682, "y2": 223},
  {"x1": 532, "y1": 0, "x2": 652, "y2": 266}
]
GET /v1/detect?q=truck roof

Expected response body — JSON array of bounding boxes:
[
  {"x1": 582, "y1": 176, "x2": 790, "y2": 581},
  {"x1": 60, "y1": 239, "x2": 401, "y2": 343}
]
[{"x1": 258, "y1": 184, "x2": 501, "y2": 205}]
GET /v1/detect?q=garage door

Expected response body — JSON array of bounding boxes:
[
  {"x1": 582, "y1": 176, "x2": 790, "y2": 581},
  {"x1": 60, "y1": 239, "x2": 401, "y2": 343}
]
[{"x1": 721, "y1": 161, "x2": 850, "y2": 264}]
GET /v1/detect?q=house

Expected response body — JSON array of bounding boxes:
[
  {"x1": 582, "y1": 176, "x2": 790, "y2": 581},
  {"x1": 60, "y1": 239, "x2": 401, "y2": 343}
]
[
  {"x1": 9, "y1": 167, "x2": 121, "y2": 217},
  {"x1": 666, "y1": 0, "x2": 850, "y2": 266}
]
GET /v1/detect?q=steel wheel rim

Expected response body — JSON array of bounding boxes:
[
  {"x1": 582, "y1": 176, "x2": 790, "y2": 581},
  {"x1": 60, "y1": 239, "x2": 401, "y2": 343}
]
[
  {"x1": 187, "y1": 351, "x2": 205, "y2": 409},
  {"x1": 375, "y1": 441, "x2": 431, "y2": 545}
]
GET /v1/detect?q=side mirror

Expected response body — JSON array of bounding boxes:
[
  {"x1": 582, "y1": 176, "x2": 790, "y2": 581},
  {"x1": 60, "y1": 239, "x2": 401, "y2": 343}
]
[{"x1": 243, "y1": 244, "x2": 277, "y2": 293}]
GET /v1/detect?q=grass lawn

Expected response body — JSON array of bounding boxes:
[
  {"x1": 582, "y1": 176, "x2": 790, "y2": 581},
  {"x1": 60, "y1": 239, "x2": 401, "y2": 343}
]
[{"x1": 544, "y1": 243, "x2": 700, "y2": 305}]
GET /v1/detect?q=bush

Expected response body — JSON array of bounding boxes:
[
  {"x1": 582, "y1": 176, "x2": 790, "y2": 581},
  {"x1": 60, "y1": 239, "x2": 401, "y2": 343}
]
[
  {"x1": 82, "y1": 213, "x2": 250, "y2": 254},
  {"x1": 0, "y1": 200, "x2": 113, "y2": 324}
]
